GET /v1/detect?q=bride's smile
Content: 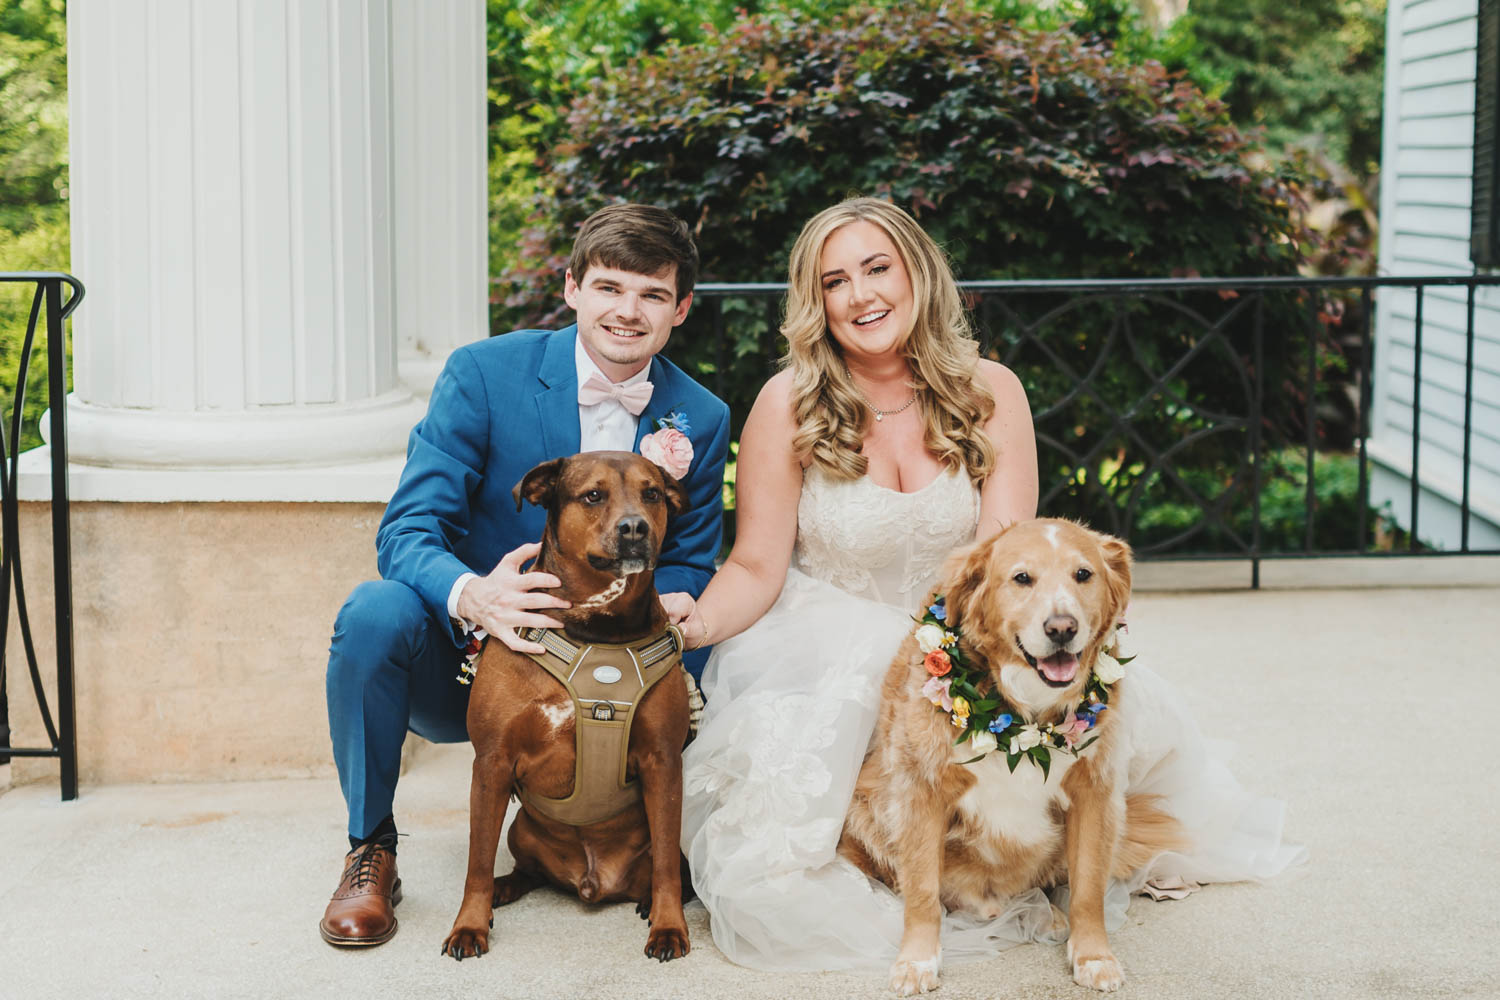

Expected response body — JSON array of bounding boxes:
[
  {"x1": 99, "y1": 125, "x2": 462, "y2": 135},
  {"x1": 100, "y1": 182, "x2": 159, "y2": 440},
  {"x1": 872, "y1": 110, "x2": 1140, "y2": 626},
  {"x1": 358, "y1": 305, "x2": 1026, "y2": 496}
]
[{"x1": 818, "y1": 220, "x2": 915, "y2": 362}]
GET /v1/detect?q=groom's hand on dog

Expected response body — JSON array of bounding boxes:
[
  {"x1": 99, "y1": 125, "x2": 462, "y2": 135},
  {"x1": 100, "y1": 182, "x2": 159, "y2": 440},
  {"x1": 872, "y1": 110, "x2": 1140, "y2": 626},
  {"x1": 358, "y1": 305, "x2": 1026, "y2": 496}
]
[{"x1": 456, "y1": 541, "x2": 571, "y2": 655}]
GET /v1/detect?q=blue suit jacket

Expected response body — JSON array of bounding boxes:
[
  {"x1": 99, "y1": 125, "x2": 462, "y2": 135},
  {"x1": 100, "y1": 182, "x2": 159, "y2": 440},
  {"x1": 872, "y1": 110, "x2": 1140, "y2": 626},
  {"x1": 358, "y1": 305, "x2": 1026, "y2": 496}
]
[{"x1": 376, "y1": 326, "x2": 729, "y2": 673}]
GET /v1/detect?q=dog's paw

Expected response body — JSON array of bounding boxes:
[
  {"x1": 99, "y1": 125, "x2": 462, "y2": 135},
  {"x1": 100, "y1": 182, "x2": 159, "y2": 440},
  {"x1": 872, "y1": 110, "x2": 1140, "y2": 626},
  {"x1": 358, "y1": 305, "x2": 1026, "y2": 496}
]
[
  {"x1": 1071, "y1": 953, "x2": 1125, "y2": 992},
  {"x1": 491, "y1": 870, "x2": 540, "y2": 908},
  {"x1": 644, "y1": 924, "x2": 690, "y2": 962},
  {"x1": 441, "y1": 924, "x2": 490, "y2": 961},
  {"x1": 888, "y1": 955, "x2": 941, "y2": 996}
]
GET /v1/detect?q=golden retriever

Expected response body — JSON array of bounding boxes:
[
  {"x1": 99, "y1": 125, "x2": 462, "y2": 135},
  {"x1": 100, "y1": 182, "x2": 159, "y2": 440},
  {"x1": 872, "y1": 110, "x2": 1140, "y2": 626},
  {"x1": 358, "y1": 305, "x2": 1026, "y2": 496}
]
[{"x1": 839, "y1": 518, "x2": 1187, "y2": 994}]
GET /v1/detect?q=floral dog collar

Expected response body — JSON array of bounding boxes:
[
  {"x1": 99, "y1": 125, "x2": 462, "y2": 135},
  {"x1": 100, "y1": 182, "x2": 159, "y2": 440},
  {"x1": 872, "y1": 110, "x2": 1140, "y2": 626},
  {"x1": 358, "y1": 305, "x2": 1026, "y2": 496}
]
[{"x1": 916, "y1": 596, "x2": 1132, "y2": 778}]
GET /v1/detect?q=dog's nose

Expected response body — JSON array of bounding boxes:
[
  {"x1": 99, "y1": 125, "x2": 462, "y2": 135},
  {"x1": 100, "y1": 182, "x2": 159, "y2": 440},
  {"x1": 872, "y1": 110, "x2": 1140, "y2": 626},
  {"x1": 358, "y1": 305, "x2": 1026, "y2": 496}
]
[
  {"x1": 1043, "y1": 615, "x2": 1078, "y2": 646},
  {"x1": 616, "y1": 515, "x2": 649, "y2": 543}
]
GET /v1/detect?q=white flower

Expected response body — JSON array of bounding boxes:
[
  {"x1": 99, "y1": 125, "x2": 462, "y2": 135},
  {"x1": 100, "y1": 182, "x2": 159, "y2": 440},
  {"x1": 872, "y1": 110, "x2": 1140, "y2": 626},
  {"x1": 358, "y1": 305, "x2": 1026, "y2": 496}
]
[
  {"x1": 1009, "y1": 724, "x2": 1043, "y2": 755},
  {"x1": 1106, "y1": 622, "x2": 1134, "y2": 660},
  {"x1": 1093, "y1": 649, "x2": 1125, "y2": 685},
  {"x1": 968, "y1": 730, "x2": 998, "y2": 756},
  {"x1": 914, "y1": 624, "x2": 946, "y2": 654}
]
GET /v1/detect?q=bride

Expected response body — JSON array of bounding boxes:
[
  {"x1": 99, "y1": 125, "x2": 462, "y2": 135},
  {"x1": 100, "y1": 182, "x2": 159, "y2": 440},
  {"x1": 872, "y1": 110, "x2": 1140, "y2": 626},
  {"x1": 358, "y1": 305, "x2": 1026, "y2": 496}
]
[{"x1": 666, "y1": 197, "x2": 1302, "y2": 972}]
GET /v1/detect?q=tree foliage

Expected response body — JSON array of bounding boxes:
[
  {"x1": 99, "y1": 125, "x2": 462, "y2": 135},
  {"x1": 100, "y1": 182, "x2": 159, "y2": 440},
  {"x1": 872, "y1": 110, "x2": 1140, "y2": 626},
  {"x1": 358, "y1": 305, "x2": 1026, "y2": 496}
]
[
  {"x1": 0, "y1": 0, "x2": 67, "y2": 230},
  {"x1": 1172, "y1": 0, "x2": 1385, "y2": 175},
  {"x1": 500, "y1": 2, "x2": 1312, "y2": 317},
  {"x1": 0, "y1": 0, "x2": 70, "y2": 451}
]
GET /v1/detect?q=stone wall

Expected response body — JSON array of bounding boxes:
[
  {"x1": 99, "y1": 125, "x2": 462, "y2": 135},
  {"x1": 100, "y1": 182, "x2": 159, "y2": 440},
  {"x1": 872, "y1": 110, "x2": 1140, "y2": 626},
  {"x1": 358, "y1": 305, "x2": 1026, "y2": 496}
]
[{"x1": 5, "y1": 501, "x2": 385, "y2": 786}]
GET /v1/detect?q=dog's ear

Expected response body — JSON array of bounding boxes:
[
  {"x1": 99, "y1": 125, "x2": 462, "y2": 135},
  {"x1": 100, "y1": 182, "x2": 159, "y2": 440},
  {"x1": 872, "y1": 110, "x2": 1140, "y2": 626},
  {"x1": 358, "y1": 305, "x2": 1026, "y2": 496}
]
[
  {"x1": 659, "y1": 466, "x2": 689, "y2": 519},
  {"x1": 941, "y1": 536, "x2": 998, "y2": 633},
  {"x1": 513, "y1": 458, "x2": 566, "y2": 512},
  {"x1": 1096, "y1": 531, "x2": 1134, "y2": 623}
]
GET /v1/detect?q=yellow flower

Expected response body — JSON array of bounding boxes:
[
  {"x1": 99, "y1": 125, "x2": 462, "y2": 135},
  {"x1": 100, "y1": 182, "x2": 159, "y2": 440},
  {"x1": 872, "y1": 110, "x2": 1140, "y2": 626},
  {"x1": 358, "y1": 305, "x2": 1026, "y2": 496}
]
[{"x1": 952, "y1": 695, "x2": 971, "y2": 717}]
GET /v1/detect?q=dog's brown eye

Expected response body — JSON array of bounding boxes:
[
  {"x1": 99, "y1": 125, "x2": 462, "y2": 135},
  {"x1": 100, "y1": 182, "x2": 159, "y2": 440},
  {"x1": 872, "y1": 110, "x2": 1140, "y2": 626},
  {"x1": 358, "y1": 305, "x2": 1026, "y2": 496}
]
[
  {"x1": 1075, "y1": 567, "x2": 1093, "y2": 583},
  {"x1": 1013, "y1": 571, "x2": 1032, "y2": 586},
  {"x1": 582, "y1": 489, "x2": 604, "y2": 505},
  {"x1": 642, "y1": 487, "x2": 662, "y2": 503}
]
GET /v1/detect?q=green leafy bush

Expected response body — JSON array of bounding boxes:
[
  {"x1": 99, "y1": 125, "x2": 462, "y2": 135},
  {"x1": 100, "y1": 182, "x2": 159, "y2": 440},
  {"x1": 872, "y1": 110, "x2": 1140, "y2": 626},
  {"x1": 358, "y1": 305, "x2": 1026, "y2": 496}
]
[
  {"x1": 503, "y1": 2, "x2": 1313, "y2": 315},
  {"x1": 486, "y1": 0, "x2": 758, "y2": 276},
  {"x1": 495, "y1": 2, "x2": 1331, "y2": 556},
  {"x1": 1133, "y1": 448, "x2": 1409, "y2": 553}
]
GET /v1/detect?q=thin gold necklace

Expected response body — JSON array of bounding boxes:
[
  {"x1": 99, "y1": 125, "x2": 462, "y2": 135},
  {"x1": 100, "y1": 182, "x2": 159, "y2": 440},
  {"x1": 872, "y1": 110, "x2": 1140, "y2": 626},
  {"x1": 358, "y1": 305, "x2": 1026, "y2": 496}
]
[{"x1": 844, "y1": 367, "x2": 918, "y2": 422}]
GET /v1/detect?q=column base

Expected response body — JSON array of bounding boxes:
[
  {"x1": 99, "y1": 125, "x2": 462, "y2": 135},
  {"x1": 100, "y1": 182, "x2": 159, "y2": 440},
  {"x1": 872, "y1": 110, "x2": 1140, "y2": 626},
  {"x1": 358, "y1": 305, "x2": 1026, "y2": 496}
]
[
  {"x1": 54, "y1": 390, "x2": 428, "y2": 471},
  {"x1": 16, "y1": 448, "x2": 406, "y2": 502}
]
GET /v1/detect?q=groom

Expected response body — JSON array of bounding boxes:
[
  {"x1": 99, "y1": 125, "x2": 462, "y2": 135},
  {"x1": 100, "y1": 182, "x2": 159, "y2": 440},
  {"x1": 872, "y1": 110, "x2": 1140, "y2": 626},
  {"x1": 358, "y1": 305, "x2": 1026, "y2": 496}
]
[{"x1": 319, "y1": 203, "x2": 730, "y2": 948}]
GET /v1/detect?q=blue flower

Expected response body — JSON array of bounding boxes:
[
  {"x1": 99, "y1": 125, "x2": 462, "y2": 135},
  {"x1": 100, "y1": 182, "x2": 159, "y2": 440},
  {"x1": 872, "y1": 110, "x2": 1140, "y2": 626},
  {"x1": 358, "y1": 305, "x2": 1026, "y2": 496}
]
[
  {"x1": 988, "y1": 713, "x2": 1014, "y2": 733},
  {"x1": 927, "y1": 602, "x2": 947, "y2": 621},
  {"x1": 657, "y1": 410, "x2": 691, "y2": 434}
]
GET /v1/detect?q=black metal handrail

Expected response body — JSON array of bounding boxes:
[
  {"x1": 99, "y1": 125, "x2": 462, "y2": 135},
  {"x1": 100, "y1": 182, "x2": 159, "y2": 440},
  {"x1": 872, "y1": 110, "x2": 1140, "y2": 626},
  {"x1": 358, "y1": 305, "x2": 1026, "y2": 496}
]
[
  {"x1": 0, "y1": 271, "x2": 84, "y2": 800},
  {"x1": 686, "y1": 274, "x2": 1500, "y2": 583}
]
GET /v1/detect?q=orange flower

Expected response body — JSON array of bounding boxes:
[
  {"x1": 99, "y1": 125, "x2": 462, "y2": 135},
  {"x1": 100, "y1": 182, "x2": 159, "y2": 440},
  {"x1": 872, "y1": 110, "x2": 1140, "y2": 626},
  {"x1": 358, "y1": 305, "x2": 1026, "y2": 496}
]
[{"x1": 924, "y1": 649, "x2": 952, "y2": 677}]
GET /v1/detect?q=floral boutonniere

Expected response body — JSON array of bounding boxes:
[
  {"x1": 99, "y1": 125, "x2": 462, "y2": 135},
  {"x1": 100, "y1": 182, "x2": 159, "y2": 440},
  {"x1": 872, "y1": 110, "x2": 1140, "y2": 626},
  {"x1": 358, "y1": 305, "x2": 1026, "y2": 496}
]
[
  {"x1": 640, "y1": 409, "x2": 693, "y2": 479},
  {"x1": 916, "y1": 596, "x2": 1134, "y2": 779}
]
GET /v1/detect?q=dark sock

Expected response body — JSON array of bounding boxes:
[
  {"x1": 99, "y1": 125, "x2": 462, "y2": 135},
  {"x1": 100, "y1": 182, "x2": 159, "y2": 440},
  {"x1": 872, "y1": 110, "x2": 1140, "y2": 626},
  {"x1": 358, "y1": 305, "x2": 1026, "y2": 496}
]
[{"x1": 349, "y1": 814, "x2": 399, "y2": 854}]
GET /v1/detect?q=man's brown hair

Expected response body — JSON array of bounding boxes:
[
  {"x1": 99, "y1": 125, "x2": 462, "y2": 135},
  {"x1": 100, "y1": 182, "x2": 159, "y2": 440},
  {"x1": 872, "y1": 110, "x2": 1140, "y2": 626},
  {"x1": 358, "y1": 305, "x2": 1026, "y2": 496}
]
[{"x1": 569, "y1": 204, "x2": 699, "y2": 302}]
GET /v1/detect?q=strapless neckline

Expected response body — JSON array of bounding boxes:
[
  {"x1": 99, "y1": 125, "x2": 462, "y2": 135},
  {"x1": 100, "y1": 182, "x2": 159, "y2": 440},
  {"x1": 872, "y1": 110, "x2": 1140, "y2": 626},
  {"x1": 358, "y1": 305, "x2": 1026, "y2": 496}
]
[
  {"x1": 793, "y1": 463, "x2": 980, "y2": 611},
  {"x1": 852, "y1": 464, "x2": 961, "y2": 498}
]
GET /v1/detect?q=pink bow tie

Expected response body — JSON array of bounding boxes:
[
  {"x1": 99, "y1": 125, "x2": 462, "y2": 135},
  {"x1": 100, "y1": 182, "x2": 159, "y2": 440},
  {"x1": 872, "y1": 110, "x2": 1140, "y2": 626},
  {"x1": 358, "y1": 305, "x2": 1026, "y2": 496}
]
[{"x1": 577, "y1": 372, "x2": 654, "y2": 415}]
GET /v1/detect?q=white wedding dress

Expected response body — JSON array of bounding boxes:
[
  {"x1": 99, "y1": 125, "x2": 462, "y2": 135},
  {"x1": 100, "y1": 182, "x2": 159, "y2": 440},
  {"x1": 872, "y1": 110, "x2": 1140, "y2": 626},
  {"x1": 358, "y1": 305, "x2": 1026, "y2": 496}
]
[{"x1": 679, "y1": 464, "x2": 1305, "y2": 972}]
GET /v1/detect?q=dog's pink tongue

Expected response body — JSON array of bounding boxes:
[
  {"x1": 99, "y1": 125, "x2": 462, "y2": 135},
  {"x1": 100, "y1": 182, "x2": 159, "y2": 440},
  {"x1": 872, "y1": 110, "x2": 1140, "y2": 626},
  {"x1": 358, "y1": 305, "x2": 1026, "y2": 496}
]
[{"x1": 1039, "y1": 651, "x2": 1079, "y2": 684}]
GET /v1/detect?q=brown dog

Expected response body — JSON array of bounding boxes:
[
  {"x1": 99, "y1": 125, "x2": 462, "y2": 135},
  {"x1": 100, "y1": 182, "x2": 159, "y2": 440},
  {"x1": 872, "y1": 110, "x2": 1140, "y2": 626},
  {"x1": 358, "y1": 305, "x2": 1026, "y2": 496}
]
[
  {"x1": 442, "y1": 451, "x2": 693, "y2": 962},
  {"x1": 839, "y1": 519, "x2": 1188, "y2": 994}
]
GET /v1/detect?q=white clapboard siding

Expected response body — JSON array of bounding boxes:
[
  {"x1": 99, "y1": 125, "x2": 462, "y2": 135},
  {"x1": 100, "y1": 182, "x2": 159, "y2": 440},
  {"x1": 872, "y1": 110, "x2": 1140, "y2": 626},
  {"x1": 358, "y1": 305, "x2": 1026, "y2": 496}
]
[
  {"x1": 1374, "y1": 0, "x2": 1500, "y2": 547},
  {"x1": 1395, "y1": 173, "x2": 1477, "y2": 204},
  {"x1": 1400, "y1": 80, "x2": 1478, "y2": 116},
  {"x1": 1395, "y1": 202, "x2": 1479, "y2": 236},
  {"x1": 1391, "y1": 232, "x2": 1479, "y2": 267}
]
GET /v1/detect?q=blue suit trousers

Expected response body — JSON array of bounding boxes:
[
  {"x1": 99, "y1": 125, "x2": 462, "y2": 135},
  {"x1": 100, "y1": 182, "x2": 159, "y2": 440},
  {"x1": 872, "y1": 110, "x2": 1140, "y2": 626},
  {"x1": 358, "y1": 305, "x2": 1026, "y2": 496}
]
[{"x1": 326, "y1": 580, "x2": 471, "y2": 841}]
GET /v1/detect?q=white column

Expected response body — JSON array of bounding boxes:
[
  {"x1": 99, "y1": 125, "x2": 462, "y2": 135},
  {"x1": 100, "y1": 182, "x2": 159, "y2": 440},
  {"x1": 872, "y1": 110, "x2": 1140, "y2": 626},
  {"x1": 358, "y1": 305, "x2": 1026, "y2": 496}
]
[
  {"x1": 391, "y1": 0, "x2": 488, "y2": 398},
  {"x1": 56, "y1": 0, "x2": 432, "y2": 495}
]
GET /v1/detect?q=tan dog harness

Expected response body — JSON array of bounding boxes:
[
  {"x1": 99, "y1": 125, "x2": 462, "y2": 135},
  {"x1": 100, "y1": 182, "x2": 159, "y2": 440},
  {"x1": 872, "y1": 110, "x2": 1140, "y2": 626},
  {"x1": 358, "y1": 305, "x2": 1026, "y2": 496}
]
[{"x1": 516, "y1": 624, "x2": 685, "y2": 826}]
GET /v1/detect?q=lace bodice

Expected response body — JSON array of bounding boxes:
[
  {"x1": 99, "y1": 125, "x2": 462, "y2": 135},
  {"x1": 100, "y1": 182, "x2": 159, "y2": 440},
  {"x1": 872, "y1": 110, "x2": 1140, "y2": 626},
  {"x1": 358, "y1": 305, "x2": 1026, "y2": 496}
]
[{"x1": 792, "y1": 464, "x2": 980, "y2": 612}]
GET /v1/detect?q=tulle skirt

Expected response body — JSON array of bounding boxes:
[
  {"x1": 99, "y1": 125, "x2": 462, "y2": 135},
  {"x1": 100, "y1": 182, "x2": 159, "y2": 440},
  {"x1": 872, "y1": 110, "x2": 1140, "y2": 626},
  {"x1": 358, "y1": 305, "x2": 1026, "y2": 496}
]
[{"x1": 679, "y1": 568, "x2": 1306, "y2": 972}]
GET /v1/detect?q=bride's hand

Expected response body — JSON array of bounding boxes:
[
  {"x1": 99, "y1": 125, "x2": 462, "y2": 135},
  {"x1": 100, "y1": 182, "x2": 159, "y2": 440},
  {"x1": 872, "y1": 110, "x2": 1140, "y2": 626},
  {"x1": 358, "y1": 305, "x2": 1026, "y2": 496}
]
[
  {"x1": 661, "y1": 592, "x2": 711, "y2": 649},
  {"x1": 678, "y1": 609, "x2": 708, "y2": 649},
  {"x1": 659, "y1": 591, "x2": 695, "y2": 626}
]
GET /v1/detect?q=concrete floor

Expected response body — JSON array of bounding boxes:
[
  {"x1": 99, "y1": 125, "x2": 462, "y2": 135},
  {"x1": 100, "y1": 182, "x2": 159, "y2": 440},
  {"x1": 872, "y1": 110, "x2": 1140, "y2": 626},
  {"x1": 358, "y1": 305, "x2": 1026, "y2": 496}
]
[{"x1": 2, "y1": 586, "x2": 1497, "y2": 1000}]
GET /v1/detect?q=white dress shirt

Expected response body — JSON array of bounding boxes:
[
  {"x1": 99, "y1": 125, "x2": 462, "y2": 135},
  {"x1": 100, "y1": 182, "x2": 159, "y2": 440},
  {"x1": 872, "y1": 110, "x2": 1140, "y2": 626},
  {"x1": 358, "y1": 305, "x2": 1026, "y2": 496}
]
[
  {"x1": 575, "y1": 335, "x2": 650, "y2": 453},
  {"x1": 446, "y1": 338, "x2": 650, "y2": 622}
]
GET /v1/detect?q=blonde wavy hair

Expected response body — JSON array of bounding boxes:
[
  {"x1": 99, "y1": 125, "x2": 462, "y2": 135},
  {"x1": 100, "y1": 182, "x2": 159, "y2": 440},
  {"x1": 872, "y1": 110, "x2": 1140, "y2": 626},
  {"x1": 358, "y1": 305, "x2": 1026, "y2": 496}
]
[{"x1": 783, "y1": 197, "x2": 996, "y2": 486}]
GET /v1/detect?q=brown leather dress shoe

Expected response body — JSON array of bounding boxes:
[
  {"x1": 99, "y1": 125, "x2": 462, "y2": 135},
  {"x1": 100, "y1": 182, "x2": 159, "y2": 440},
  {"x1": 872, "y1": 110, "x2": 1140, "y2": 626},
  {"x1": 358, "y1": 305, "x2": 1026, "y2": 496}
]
[{"x1": 319, "y1": 841, "x2": 402, "y2": 947}]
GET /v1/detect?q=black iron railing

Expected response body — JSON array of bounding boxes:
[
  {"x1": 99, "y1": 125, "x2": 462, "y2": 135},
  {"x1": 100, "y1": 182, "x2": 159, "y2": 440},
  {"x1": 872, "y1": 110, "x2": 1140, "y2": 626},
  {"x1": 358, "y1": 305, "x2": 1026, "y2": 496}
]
[
  {"x1": 0, "y1": 271, "x2": 83, "y2": 800},
  {"x1": 682, "y1": 275, "x2": 1500, "y2": 582}
]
